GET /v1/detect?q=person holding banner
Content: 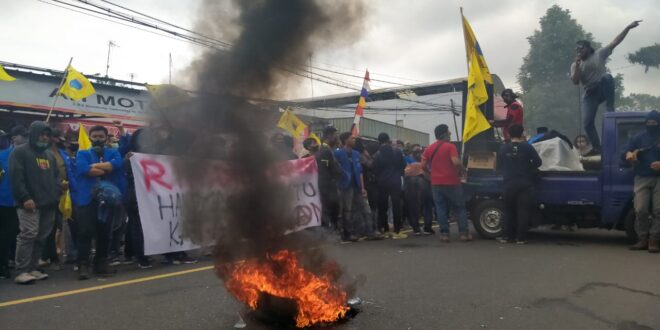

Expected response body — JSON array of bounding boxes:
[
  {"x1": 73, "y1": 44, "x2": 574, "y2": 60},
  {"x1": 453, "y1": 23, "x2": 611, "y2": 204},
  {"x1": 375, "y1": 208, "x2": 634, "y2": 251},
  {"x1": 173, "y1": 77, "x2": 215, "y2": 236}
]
[{"x1": 74, "y1": 125, "x2": 124, "y2": 280}]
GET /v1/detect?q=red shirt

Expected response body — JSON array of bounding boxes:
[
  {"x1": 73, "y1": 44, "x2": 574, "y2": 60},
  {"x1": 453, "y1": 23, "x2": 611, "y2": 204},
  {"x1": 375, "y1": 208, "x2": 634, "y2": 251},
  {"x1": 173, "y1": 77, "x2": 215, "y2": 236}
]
[
  {"x1": 502, "y1": 101, "x2": 524, "y2": 140},
  {"x1": 422, "y1": 140, "x2": 460, "y2": 186}
]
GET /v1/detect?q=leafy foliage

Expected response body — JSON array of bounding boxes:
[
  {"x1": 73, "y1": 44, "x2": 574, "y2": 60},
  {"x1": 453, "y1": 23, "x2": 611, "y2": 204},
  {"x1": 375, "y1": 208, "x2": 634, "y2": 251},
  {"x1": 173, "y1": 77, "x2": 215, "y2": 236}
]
[
  {"x1": 627, "y1": 44, "x2": 660, "y2": 73},
  {"x1": 618, "y1": 93, "x2": 660, "y2": 111}
]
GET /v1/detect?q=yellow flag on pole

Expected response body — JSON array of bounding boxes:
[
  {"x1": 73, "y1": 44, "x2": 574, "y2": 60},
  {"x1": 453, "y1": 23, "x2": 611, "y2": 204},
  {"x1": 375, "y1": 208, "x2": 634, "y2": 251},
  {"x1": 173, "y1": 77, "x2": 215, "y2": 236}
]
[
  {"x1": 462, "y1": 52, "x2": 491, "y2": 142},
  {"x1": 277, "y1": 109, "x2": 307, "y2": 138},
  {"x1": 78, "y1": 123, "x2": 92, "y2": 151},
  {"x1": 462, "y1": 15, "x2": 493, "y2": 84},
  {"x1": 58, "y1": 66, "x2": 96, "y2": 101},
  {"x1": 0, "y1": 64, "x2": 16, "y2": 81}
]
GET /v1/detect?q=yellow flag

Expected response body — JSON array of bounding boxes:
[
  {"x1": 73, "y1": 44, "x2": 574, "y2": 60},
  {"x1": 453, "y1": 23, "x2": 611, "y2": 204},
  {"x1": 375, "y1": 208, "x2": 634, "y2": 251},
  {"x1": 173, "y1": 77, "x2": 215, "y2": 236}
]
[
  {"x1": 277, "y1": 109, "x2": 307, "y2": 137},
  {"x1": 462, "y1": 52, "x2": 491, "y2": 142},
  {"x1": 59, "y1": 66, "x2": 96, "y2": 101},
  {"x1": 462, "y1": 15, "x2": 493, "y2": 84},
  {"x1": 0, "y1": 64, "x2": 16, "y2": 81},
  {"x1": 309, "y1": 132, "x2": 321, "y2": 145},
  {"x1": 78, "y1": 123, "x2": 92, "y2": 151}
]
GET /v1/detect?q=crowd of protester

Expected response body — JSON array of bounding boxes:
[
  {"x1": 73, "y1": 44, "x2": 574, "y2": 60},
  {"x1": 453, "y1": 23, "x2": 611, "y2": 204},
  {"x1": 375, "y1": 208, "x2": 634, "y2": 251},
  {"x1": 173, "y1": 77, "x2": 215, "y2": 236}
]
[
  {"x1": 1, "y1": 111, "x2": 657, "y2": 285},
  {"x1": 0, "y1": 121, "x2": 197, "y2": 284}
]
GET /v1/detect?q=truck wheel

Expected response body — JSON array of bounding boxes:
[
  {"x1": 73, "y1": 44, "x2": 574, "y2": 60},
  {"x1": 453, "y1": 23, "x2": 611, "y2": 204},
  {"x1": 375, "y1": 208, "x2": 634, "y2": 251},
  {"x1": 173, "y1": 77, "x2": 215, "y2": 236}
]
[
  {"x1": 472, "y1": 200, "x2": 505, "y2": 239},
  {"x1": 624, "y1": 210, "x2": 637, "y2": 243}
]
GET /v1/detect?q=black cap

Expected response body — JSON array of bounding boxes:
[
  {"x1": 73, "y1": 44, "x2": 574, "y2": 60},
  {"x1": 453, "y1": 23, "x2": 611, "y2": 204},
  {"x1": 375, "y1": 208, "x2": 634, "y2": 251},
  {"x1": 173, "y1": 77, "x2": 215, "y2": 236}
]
[
  {"x1": 8, "y1": 125, "x2": 28, "y2": 138},
  {"x1": 576, "y1": 40, "x2": 592, "y2": 49}
]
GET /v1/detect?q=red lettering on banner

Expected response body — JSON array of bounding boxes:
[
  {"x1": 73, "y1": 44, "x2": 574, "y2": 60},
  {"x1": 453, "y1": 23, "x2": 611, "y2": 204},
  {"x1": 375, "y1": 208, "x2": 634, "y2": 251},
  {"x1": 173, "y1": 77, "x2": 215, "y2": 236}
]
[{"x1": 140, "y1": 159, "x2": 173, "y2": 191}]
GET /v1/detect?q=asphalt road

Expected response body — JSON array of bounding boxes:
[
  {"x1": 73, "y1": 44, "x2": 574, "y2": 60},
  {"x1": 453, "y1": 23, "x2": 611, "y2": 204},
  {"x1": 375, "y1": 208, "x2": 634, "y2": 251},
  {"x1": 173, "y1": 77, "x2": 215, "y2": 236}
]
[{"x1": 1, "y1": 226, "x2": 660, "y2": 330}]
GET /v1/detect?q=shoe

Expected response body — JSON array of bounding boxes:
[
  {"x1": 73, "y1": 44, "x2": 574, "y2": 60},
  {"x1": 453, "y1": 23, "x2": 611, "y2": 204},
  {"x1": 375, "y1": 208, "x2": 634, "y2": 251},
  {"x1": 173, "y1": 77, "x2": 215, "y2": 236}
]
[
  {"x1": 630, "y1": 239, "x2": 649, "y2": 251},
  {"x1": 122, "y1": 257, "x2": 135, "y2": 265},
  {"x1": 78, "y1": 264, "x2": 90, "y2": 280},
  {"x1": 29, "y1": 270, "x2": 48, "y2": 280},
  {"x1": 440, "y1": 234, "x2": 450, "y2": 243},
  {"x1": 459, "y1": 233, "x2": 473, "y2": 242},
  {"x1": 497, "y1": 237, "x2": 512, "y2": 244},
  {"x1": 422, "y1": 228, "x2": 435, "y2": 235},
  {"x1": 391, "y1": 232, "x2": 408, "y2": 240},
  {"x1": 38, "y1": 258, "x2": 50, "y2": 268},
  {"x1": 179, "y1": 256, "x2": 198, "y2": 264},
  {"x1": 94, "y1": 264, "x2": 117, "y2": 277},
  {"x1": 649, "y1": 238, "x2": 659, "y2": 253},
  {"x1": 73, "y1": 265, "x2": 79, "y2": 272},
  {"x1": 413, "y1": 230, "x2": 422, "y2": 237},
  {"x1": 516, "y1": 240, "x2": 528, "y2": 245},
  {"x1": 366, "y1": 234, "x2": 384, "y2": 241},
  {"x1": 14, "y1": 272, "x2": 36, "y2": 284},
  {"x1": 138, "y1": 258, "x2": 153, "y2": 269},
  {"x1": 108, "y1": 257, "x2": 121, "y2": 267}
]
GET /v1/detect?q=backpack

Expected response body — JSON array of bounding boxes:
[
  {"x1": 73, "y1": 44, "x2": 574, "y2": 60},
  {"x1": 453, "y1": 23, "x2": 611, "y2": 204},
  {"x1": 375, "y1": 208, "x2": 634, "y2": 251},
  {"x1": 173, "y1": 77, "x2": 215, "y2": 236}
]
[{"x1": 94, "y1": 180, "x2": 123, "y2": 225}]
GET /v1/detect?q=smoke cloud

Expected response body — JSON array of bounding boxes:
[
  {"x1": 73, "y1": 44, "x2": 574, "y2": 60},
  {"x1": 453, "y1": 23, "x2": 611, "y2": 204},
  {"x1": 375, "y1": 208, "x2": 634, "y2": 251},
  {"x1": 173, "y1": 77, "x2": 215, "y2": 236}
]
[{"x1": 144, "y1": 0, "x2": 366, "y2": 282}]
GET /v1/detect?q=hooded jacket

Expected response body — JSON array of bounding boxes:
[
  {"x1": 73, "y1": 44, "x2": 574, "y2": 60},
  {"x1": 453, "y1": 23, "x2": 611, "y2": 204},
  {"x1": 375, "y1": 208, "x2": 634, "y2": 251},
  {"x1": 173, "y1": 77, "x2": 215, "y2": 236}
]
[
  {"x1": 9, "y1": 121, "x2": 60, "y2": 207},
  {"x1": 623, "y1": 110, "x2": 660, "y2": 177}
]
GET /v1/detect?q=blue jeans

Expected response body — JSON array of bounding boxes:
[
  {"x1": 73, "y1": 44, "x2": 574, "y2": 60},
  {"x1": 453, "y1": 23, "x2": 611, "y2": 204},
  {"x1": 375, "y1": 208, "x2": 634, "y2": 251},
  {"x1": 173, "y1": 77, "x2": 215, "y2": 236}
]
[
  {"x1": 432, "y1": 185, "x2": 469, "y2": 234},
  {"x1": 582, "y1": 74, "x2": 615, "y2": 151}
]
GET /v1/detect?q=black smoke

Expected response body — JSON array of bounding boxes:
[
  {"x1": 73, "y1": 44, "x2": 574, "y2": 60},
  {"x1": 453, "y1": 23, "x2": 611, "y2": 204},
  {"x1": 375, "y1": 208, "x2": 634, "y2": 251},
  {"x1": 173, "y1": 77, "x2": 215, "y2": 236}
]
[{"x1": 144, "y1": 0, "x2": 366, "y2": 284}]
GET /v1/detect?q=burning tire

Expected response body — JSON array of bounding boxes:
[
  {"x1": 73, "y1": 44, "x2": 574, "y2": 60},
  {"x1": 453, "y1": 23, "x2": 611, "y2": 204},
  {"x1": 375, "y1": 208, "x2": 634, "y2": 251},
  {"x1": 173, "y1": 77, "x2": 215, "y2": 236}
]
[{"x1": 472, "y1": 200, "x2": 504, "y2": 239}]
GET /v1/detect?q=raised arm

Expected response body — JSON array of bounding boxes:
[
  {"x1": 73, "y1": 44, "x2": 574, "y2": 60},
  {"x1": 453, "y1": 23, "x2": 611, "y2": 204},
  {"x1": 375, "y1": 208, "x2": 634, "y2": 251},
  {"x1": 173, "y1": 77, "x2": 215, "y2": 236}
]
[{"x1": 606, "y1": 21, "x2": 641, "y2": 52}]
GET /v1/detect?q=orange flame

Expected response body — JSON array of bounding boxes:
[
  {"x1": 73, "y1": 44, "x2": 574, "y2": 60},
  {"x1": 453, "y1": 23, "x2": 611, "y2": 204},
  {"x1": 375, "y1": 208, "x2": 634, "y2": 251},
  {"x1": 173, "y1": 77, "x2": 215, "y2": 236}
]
[{"x1": 220, "y1": 250, "x2": 349, "y2": 328}]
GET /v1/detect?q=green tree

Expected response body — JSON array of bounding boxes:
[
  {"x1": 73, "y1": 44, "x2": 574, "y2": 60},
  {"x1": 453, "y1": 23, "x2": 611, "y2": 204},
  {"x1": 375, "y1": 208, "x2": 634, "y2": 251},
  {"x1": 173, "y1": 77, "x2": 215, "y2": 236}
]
[
  {"x1": 618, "y1": 93, "x2": 660, "y2": 111},
  {"x1": 627, "y1": 43, "x2": 660, "y2": 73},
  {"x1": 518, "y1": 5, "x2": 608, "y2": 138}
]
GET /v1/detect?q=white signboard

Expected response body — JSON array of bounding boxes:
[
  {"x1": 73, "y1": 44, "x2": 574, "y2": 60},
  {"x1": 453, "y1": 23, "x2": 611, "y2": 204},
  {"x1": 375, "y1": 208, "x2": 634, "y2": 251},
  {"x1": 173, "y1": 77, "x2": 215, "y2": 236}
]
[
  {"x1": 130, "y1": 153, "x2": 321, "y2": 255},
  {"x1": 0, "y1": 73, "x2": 151, "y2": 120}
]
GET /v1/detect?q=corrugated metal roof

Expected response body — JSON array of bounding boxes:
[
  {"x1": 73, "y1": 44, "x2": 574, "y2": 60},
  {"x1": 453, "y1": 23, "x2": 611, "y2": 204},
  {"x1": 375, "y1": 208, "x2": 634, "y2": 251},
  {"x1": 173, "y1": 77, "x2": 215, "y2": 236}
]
[{"x1": 303, "y1": 116, "x2": 429, "y2": 146}]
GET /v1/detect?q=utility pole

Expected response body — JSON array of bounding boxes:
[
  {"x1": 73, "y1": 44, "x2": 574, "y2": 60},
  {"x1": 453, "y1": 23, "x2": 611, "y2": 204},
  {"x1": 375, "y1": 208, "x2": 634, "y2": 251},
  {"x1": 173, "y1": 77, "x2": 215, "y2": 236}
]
[
  {"x1": 451, "y1": 98, "x2": 459, "y2": 141},
  {"x1": 105, "y1": 40, "x2": 118, "y2": 78},
  {"x1": 128, "y1": 73, "x2": 136, "y2": 82},
  {"x1": 308, "y1": 53, "x2": 315, "y2": 117}
]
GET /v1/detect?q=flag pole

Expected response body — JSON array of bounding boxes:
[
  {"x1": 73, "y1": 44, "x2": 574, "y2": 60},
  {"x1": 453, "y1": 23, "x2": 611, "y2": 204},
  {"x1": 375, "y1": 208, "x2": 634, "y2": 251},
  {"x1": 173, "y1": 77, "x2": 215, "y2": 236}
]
[
  {"x1": 460, "y1": 7, "x2": 470, "y2": 74},
  {"x1": 45, "y1": 57, "x2": 73, "y2": 123}
]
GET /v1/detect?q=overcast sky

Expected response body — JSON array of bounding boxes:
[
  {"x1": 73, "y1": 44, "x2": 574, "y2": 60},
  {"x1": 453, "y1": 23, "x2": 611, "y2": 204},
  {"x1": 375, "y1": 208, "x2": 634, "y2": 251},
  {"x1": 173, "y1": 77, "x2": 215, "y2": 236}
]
[{"x1": 2, "y1": 0, "x2": 659, "y2": 100}]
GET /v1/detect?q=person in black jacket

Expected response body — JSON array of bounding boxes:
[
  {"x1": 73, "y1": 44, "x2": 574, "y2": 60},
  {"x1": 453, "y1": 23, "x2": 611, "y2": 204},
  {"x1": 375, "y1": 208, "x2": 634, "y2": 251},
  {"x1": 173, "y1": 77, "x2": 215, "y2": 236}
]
[
  {"x1": 373, "y1": 133, "x2": 407, "y2": 239},
  {"x1": 496, "y1": 125, "x2": 542, "y2": 244},
  {"x1": 9, "y1": 122, "x2": 61, "y2": 284},
  {"x1": 316, "y1": 126, "x2": 343, "y2": 230}
]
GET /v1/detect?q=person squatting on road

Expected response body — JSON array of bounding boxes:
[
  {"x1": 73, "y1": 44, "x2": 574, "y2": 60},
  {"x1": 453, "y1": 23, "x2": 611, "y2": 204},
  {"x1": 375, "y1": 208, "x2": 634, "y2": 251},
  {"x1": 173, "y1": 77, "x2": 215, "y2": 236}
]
[
  {"x1": 496, "y1": 125, "x2": 542, "y2": 245},
  {"x1": 421, "y1": 124, "x2": 471, "y2": 243},
  {"x1": 570, "y1": 20, "x2": 641, "y2": 153},
  {"x1": 625, "y1": 110, "x2": 660, "y2": 253},
  {"x1": 9, "y1": 122, "x2": 61, "y2": 284}
]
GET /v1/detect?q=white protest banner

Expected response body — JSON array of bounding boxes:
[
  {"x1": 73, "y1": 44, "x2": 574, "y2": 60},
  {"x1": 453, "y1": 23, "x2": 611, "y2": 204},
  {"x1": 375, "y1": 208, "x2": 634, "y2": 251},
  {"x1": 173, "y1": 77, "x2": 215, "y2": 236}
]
[{"x1": 130, "y1": 153, "x2": 321, "y2": 255}]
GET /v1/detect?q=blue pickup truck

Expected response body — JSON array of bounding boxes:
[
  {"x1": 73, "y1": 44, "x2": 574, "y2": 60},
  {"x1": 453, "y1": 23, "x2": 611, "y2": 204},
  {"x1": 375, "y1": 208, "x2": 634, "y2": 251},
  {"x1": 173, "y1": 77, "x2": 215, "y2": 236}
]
[{"x1": 466, "y1": 111, "x2": 647, "y2": 241}]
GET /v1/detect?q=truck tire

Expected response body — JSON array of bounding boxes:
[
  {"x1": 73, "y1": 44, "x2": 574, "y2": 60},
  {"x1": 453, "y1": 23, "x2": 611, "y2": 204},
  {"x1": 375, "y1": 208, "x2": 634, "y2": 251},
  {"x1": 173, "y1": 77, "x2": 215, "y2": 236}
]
[
  {"x1": 624, "y1": 210, "x2": 637, "y2": 243},
  {"x1": 472, "y1": 200, "x2": 505, "y2": 239}
]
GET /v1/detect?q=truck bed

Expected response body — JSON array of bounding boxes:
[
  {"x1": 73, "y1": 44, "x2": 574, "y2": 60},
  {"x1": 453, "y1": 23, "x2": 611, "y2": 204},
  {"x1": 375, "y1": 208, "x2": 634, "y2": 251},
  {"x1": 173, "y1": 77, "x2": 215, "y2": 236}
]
[{"x1": 466, "y1": 169, "x2": 601, "y2": 207}]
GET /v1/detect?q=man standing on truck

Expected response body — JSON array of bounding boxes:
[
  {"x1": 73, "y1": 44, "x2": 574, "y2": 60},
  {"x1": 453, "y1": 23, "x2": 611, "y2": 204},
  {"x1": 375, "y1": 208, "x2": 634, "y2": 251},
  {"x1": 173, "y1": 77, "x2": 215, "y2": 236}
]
[
  {"x1": 421, "y1": 124, "x2": 471, "y2": 242},
  {"x1": 496, "y1": 125, "x2": 542, "y2": 244},
  {"x1": 570, "y1": 20, "x2": 641, "y2": 153},
  {"x1": 625, "y1": 110, "x2": 660, "y2": 253}
]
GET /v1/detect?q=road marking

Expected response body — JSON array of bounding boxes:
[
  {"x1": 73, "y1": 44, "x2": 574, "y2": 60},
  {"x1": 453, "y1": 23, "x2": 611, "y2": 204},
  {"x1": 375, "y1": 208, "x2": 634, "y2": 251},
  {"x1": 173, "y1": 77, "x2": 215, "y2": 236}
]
[{"x1": 0, "y1": 265, "x2": 214, "y2": 308}]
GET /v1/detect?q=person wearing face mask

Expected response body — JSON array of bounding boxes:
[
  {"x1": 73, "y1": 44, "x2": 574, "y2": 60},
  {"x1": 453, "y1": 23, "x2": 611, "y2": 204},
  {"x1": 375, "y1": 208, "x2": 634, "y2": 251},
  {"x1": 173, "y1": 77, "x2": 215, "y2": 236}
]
[
  {"x1": 0, "y1": 126, "x2": 28, "y2": 279},
  {"x1": 74, "y1": 125, "x2": 125, "y2": 279},
  {"x1": 9, "y1": 122, "x2": 61, "y2": 284},
  {"x1": 624, "y1": 110, "x2": 660, "y2": 253}
]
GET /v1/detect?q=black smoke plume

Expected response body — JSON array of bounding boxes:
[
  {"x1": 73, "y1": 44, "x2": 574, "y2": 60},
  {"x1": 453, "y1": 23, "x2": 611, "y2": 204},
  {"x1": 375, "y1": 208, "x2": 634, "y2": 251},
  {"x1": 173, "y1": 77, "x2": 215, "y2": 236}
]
[{"x1": 144, "y1": 0, "x2": 366, "y2": 284}]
